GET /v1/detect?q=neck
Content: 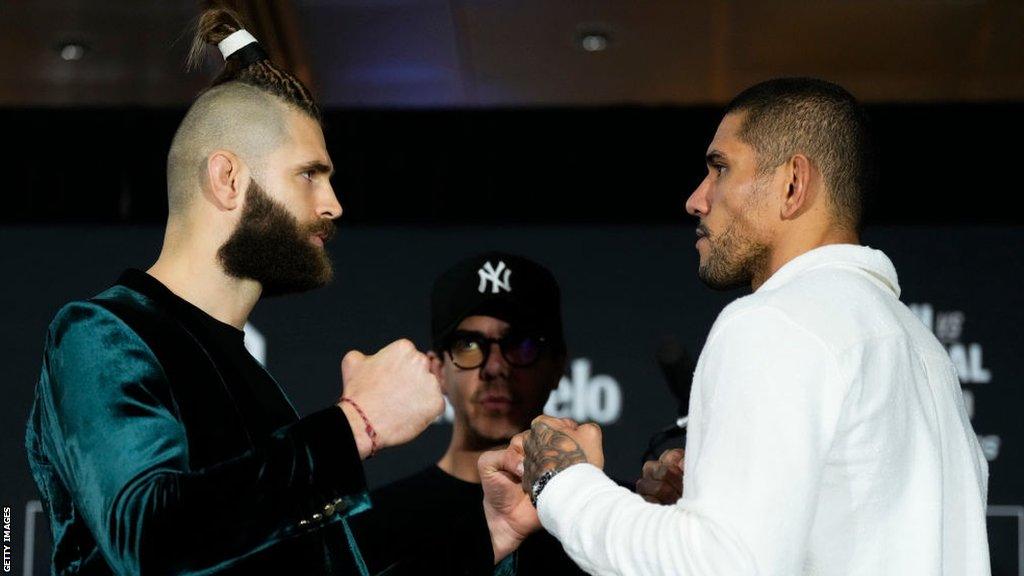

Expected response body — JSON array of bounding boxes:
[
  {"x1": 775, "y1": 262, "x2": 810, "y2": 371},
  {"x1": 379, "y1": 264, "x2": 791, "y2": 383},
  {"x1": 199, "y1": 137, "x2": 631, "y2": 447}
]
[
  {"x1": 146, "y1": 235, "x2": 262, "y2": 330},
  {"x1": 437, "y1": 425, "x2": 504, "y2": 484},
  {"x1": 753, "y1": 225, "x2": 860, "y2": 291}
]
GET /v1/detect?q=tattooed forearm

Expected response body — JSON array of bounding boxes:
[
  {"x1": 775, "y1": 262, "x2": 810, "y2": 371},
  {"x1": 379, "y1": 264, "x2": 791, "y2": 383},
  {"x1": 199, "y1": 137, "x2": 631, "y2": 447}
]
[{"x1": 522, "y1": 422, "x2": 588, "y2": 489}]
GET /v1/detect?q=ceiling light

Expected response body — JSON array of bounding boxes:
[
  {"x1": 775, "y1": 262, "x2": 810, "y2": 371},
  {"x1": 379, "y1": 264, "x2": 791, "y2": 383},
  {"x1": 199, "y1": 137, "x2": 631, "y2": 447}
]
[
  {"x1": 579, "y1": 32, "x2": 610, "y2": 53},
  {"x1": 59, "y1": 43, "x2": 87, "y2": 62}
]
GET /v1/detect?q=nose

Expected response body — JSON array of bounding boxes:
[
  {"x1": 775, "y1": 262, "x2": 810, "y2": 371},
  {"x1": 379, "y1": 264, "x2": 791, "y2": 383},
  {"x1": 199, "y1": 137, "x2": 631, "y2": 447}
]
[
  {"x1": 480, "y1": 341, "x2": 510, "y2": 380},
  {"x1": 685, "y1": 176, "x2": 710, "y2": 218},
  {"x1": 318, "y1": 182, "x2": 343, "y2": 220}
]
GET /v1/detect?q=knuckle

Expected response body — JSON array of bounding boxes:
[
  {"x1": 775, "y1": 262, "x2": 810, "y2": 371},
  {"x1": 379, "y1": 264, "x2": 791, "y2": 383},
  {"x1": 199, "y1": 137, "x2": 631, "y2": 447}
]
[
  {"x1": 341, "y1": 351, "x2": 361, "y2": 369},
  {"x1": 642, "y1": 461, "x2": 657, "y2": 476}
]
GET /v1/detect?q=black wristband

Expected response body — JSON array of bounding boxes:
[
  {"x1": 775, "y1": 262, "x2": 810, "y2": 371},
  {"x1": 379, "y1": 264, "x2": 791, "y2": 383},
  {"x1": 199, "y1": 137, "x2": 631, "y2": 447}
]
[{"x1": 530, "y1": 470, "x2": 558, "y2": 507}]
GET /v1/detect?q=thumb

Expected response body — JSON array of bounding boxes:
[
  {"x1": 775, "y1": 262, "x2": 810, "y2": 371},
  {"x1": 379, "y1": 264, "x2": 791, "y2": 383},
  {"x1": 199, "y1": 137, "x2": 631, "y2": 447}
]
[
  {"x1": 480, "y1": 446, "x2": 526, "y2": 480},
  {"x1": 478, "y1": 448, "x2": 508, "y2": 478},
  {"x1": 502, "y1": 446, "x2": 526, "y2": 479},
  {"x1": 508, "y1": 432, "x2": 528, "y2": 476}
]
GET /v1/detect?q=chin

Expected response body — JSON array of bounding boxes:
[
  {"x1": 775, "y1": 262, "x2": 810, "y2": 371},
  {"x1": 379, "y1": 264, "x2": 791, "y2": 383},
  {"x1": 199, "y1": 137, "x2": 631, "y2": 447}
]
[{"x1": 472, "y1": 419, "x2": 525, "y2": 444}]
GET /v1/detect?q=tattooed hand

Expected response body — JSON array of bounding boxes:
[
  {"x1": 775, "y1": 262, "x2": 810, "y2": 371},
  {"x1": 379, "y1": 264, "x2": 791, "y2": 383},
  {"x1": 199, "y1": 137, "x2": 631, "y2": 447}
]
[{"x1": 520, "y1": 416, "x2": 605, "y2": 491}]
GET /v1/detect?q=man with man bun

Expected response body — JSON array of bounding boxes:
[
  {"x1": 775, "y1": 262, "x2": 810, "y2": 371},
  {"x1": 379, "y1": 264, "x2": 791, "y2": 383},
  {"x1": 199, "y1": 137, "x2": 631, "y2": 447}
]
[{"x1": 25, "y1": 7, "x2": 519, "y2": 575}]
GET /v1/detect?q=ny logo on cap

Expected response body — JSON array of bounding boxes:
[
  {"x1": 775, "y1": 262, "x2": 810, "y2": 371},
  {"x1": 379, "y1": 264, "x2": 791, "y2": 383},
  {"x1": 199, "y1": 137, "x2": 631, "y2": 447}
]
[{"x1": 478, "y1": 261, "x2": 512, "y2": 294}]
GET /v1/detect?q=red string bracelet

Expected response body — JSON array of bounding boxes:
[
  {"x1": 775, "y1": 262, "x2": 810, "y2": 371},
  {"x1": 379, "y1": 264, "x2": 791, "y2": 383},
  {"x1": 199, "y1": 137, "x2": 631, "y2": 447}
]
[{"x1": 340, "y1": 397, "x2": 379, "y2": 458}]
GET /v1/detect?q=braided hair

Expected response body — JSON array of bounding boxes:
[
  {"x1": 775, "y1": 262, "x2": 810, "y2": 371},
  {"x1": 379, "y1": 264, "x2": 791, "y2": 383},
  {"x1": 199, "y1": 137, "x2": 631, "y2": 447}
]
[
  {"x1": 186, "y1": 4, "x2": 320, "y2": 122},
  {"x1": 166, "y1": 4, "x2": 326, "y2": 214}
]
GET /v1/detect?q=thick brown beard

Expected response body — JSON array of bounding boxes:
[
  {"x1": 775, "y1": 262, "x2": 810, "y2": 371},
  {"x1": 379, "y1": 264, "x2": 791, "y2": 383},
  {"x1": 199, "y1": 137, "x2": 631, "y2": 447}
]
[{"x1": 218, "y1": 178, "x2": 336, "y2": 297}]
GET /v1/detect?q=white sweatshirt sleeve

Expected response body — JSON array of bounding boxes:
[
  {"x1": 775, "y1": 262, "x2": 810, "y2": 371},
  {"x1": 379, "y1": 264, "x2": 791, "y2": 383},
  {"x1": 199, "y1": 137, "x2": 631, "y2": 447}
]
[{"x1": 538, "y1": 305, "x2": 845, "y2": 576}]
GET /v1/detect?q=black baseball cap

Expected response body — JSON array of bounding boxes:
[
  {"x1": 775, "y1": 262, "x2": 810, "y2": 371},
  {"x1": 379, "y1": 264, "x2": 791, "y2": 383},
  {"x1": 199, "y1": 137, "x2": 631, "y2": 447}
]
[{"x1": 431, "y1": 252, "x2": 565, "y2": 354}]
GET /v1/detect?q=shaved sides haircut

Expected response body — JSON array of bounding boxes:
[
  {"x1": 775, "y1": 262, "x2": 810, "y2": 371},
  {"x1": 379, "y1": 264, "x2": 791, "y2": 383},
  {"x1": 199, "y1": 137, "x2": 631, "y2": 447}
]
[
  {"x1": 725, "y1": 78, "x2": 875, "y2": 231},
  {"x1": 166, "y1": 85, "x2": 289, "y2": 214},
  {"x1": 166, "y1": 4, "x2": 322, "y2": 215}
]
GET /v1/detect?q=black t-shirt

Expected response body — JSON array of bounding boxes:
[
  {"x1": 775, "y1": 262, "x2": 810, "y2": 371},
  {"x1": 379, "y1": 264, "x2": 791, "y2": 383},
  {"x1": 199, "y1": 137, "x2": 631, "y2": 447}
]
[
  {"x1": 125, "y1": 269, "x2": 298, "y2": 440},
  {"x1": 372, "y1": 465, "x2": 588, "y2": 575},
  {"x1": 118, "y1": 270, "x2": 497, "y2": 575}
]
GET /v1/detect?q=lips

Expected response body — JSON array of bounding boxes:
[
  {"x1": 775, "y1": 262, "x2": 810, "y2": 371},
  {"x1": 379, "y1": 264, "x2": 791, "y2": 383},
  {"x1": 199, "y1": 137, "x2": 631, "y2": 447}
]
[
  {"x1": 478, "y1": 395, "x2": 515, "y2": 413},
  {"x1": 695, "y1": 225, "x2": 711, "y2": 247},
  {"x1": 307, "y1": 221, "x2": 336, "y2": 246}
]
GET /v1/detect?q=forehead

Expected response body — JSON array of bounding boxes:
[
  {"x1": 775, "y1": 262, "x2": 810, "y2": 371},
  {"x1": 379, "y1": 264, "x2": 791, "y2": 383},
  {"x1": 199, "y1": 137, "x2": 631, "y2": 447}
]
[
  {"x1": 276, "y1": 110, "x2": 331, "y2": 163},
  {"x1": 707, "y1": 112, "x2": 753, "y2": 159},
  {"x1": 456, "y1": 315, "x2": 511, "y2": 336}
]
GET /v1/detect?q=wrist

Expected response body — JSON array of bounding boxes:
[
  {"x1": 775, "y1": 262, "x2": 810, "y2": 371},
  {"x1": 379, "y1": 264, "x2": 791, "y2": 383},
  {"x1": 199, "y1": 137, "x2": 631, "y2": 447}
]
[
  {"x1": 529, "y1": 469, "x2": 558, "y2": 507},
  {"x1": 338, "y1": 399, "x2": 376, "y2": 459},
  {"x1": 483, "y1": 502, "x2": 526, "y2": 565}
]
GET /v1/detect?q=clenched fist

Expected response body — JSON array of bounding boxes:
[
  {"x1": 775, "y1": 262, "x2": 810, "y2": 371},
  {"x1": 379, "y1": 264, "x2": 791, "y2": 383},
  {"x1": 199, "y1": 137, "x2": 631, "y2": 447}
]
[
  {"x1": 636, "y1": 448, "x2": 684, "y2": 504},
  {"x1": 520, "y1": 416, "x2": 605, "y2": 491},
  {"x1": 479, "y1": 437, "x2": 540, "y2": 564},
  {"x1": 337, "y1": 339, "x2": 444, "y2": 458}
]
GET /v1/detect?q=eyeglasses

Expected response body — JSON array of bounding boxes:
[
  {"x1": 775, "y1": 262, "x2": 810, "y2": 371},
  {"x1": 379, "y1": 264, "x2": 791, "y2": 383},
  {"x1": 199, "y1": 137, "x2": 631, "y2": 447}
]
[{"x1": 445, "y1": 330, "x2": 548, "y2": 370}]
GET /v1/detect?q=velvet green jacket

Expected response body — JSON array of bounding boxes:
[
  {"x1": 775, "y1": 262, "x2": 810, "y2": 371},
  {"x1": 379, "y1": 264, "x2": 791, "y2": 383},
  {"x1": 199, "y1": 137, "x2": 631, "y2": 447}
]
[{"x1": 25, "y1": 271, "x2": 495, "y2": 576}]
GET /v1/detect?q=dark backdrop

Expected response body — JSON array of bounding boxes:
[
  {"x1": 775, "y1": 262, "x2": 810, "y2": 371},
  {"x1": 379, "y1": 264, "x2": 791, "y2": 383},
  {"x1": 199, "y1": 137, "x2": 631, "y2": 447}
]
[
  {"x1": 3, "y1": 103, "x2": 1022, "y2": 226},
  {"x1": 1, "y1": 101, "x2": 1021, "y2": 575},
  {"x1": 0, "y1": 225, "x2": 1020, "y2": 575}
]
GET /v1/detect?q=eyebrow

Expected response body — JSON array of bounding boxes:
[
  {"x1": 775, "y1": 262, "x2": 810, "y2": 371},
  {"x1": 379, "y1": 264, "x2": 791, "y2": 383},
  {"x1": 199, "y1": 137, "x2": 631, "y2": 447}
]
[
  {"x1": 705, "y1": 150, "x2": 727, "y2": 165},
  {"x1": 298, "y1": 161, "x2": 334, "y2": 177}
]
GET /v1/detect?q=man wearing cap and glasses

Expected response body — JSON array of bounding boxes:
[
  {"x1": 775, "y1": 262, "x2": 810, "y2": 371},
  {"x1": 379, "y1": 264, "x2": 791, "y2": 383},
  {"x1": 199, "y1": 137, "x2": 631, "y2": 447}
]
[{"x1": 370, "y1": 252, "x2": 587, "y2": 575}]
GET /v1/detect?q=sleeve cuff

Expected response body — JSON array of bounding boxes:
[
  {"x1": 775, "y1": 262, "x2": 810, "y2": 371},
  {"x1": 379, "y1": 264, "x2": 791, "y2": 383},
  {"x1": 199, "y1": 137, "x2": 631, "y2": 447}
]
[
  {"x1": 286, "y1": 405, "x2": 367, "y2": 498},
  {"x1": 537, "y1": 463, "x2": 617, "y2": 541}
]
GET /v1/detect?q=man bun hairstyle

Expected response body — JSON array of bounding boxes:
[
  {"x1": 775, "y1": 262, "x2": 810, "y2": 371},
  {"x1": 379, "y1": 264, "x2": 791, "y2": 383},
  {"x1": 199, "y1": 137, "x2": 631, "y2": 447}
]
[
  {"x1": 166, "y1": 3, "x2": 322, "y2": 215},
  {"x1": 186, "y1": 3, "x2": 320, "y2": 122}
]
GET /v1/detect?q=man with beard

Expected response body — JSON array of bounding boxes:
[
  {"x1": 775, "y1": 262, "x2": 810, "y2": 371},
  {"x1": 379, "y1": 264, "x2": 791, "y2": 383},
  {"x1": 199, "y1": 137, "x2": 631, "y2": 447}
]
[
  {"x1": 480, "y1": 78, "x2": 992, "y2": 575},
  {"x1": 24, "y1": 7, "x2": 531, "y2": 575},
  {"x1": 370, "y1": 253, "x2": 586, "y2": 574}
]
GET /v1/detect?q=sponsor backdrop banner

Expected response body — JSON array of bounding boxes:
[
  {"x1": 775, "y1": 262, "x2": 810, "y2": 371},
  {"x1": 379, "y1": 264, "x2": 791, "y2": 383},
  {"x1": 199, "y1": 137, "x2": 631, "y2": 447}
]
[{"x1": 1, "y1": 225, "x2": 1020, "y2": 575}]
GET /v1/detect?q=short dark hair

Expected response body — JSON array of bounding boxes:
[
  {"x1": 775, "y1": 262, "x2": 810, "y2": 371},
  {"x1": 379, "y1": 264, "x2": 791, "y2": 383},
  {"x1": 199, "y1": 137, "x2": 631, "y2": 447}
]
[{"x1": 725, "y1": 78, "x2": 875, "y2": 231}]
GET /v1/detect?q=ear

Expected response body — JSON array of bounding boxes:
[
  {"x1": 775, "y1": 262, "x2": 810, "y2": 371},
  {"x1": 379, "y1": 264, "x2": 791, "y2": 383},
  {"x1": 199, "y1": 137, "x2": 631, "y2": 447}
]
[
  {"x1": 781, "y1": 154, "x2": 814, "y2": 220},
  {"x1": 427, "y1": 351, "x2": 448, "y2": 396},
  {"x1": 205, "y1": 150, "x2": 247, "y2": 211}
]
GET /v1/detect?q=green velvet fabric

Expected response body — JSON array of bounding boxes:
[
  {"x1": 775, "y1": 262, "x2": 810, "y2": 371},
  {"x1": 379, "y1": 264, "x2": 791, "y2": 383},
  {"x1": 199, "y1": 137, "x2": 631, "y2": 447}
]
[{"x1": 25, "y1": 278, "x2": 373, "y2": 575}]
